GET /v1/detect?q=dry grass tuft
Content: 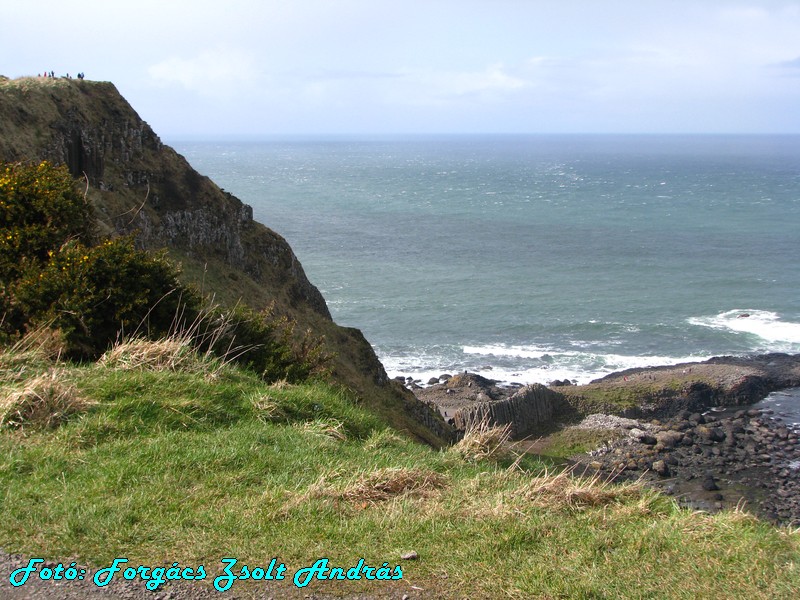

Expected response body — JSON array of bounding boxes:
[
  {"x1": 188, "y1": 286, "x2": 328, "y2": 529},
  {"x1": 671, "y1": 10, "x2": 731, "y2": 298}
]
[
  {"x1": 279, "y1": 467, "x2": 447, "y2": 516},
  {"x1": 250, "y1": 393, "x2": 284, "y2": 424},
  {"x1": 13, "y1": 326, "x2": 67, "y2": 362},
  {"x1": 0, "y1": 327, "x2": 67, "y2": 382},
  {"x1": 0, "y1": 369, "x2": 95, "y2": 430},
  {"x1": 99, "y1": 336, "x2": 196, "y2": 371},
  {"x1": 98, "y1": 303, "x2": 255, "y2": 376},
  {"x1": 451, "y1": 420, "x2": 514, "y2": 462},
  {"x1": 520, "y1": 467, "x2": 642, "y2": 510},
  {"x1": 268, "y1": 379, "x2": 293, "y2": 391},
  {"x1": 295, "y1": 419, "x2": 348, "y2": 441},
  {"x1": 338, "y1": 467, "x2": 448, "y2": 503}
]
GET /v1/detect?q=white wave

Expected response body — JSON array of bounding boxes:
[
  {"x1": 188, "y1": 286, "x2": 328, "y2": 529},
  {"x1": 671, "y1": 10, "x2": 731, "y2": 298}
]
[
  {"x1": 381, "y1": 343, "x2": 707, "y2": 387},
  {"x1": 462, "y1": 344, "x2": 560, "y2": 360},
  {"x1": 688, "y1": 309, "x2": 800, "y2": 346}
]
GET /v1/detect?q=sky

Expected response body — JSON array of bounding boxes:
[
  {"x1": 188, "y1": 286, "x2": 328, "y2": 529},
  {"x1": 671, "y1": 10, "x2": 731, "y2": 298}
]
[{"x1": 2, "y1": 0, "x2": 800, "y2": 136}]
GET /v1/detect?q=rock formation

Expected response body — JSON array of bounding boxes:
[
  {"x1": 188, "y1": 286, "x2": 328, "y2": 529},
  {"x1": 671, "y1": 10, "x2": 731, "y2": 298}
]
[
  {"x1": 416, "y1": 373, "x2": 562, "y2": 438},
  {"x1": 556, "y1": 353, "x2": 800, "y2": 420}
]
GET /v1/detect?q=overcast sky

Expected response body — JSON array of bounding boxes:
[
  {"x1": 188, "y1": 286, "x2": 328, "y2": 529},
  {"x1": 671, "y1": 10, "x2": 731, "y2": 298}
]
[{"x1": 3, "y1": 0, "x2": 800, "y2": 136}]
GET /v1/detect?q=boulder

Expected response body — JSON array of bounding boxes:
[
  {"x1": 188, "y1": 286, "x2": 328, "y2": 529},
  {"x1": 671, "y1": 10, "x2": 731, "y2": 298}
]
[{"x1": 652, "y1": 460, "x2": 670, "y2": 476}]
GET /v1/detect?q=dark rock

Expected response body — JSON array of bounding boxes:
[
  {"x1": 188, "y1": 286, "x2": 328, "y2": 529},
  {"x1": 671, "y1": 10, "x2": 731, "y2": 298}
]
[
  {"x1": 698, "y1": 426, "x2": 726, "y2": 443},
  {"x1": 702, "y1": 476, "x2": 720, "y2": 491},
  {"x1": 652, "y1": 460, "x2": 670, "y2": 476},
  {"x1": 656, "y1": 430, "x2": 684, "y2": 449},
  {"x1": 549, "y1": 379, "x2": 574, "y2": 387},
  {"x1": 689, "y1": 412, "x2": 705, "y2": 424}
]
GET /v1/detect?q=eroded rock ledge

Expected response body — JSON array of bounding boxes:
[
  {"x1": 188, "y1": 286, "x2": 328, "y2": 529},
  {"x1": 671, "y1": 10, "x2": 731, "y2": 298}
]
[
  {"x1": 413, "y1": 354, "x2": 800, "y2": 439},
  {"x1": 415, "y1": 373, "x2": 560, "y2": 438},
  {"x1": 555, "y1": 353, "x2": 800, "y2": 421}
]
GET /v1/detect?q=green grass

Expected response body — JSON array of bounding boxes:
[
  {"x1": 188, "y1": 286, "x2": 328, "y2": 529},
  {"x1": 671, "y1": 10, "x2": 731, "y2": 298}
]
[
  {"x1": 534, "y1": 426, "x2": 623, "y2": 460},
  {"x1": 1, "y1": 349, "x2": 798, "y2": 598}
]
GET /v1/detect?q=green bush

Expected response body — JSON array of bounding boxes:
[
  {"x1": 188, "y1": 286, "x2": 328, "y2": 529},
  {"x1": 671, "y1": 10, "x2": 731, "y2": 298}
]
[
  {"x1": 0, "y1": 161, "x2": 197, "y2": 357},
  {"x1": 12, "y1": 238, "x2": 196, "y2": 358},
  {"x1": 0, "y1": 160, "x2": 329, "y2": 380},
  {"x1": 0, "y1": 161, "x2": 93, "y2": 281},
  {"x1": 197, "y1": 303, "x2": 331, "y2": 383}
]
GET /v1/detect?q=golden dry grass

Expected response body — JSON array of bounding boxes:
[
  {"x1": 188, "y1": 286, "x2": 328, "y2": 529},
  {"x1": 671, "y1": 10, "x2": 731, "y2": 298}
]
[
  {"x1": 250, "y1": 393, "x2": 283, "y2": 424},
  {"x1": 0, "y1": 327, "x2": 67, "y2": 382},
  {"x1": 519, "y1": 467, "x2": 643, "y2": 510},
  {"x1": 282, "y1": 467, "x2": 449, "y2": 515},
  {"x1": 337, "y1": 467, "x2": 448, "y2": 503},
  {"x1": 294, "y1": 419, "x2": 348, "y2": 441},
  {"x1": 0, "y1": 369, "x2": 94, "y2": 430},
  {"x1": 99, "y1": 336, "x2": 193, "y2": 370},
  {"x1": 450, "y1": 419, "x2": 514, "y2": 462}
]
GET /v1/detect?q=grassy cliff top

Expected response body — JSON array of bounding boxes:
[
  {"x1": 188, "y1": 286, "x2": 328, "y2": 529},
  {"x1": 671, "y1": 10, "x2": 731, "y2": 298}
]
[{"x1": 1, "y1": 75, "x2": 102, "y2": 87}]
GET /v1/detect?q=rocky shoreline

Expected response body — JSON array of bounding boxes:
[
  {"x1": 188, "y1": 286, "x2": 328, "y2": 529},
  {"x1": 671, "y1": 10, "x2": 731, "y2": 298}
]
[
  {"x1": 572, "y1": 407, "x2": 800, "y2": 525},
  {"x1": 407, "y1": 353, "x2": 800, "y2": 525}
]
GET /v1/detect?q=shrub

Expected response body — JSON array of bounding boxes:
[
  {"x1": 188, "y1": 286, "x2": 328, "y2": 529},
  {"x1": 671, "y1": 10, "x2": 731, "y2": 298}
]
[
  {"x1": 0, "y1": 160, "x2": 328, "y2": 382},
  {"x1": 11, "y1": 237, "x2": 197, "y2": 358},
  {"x1": 0, "y1": 161, "x2": 93, "y2": 281},
  {"x1": 196, "y1": 303, "x2": 331, "y2": 383}
]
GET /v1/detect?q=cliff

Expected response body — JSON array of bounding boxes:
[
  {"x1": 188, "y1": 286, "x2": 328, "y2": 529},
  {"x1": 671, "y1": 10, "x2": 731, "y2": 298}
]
[{"x1": 0, "y1": 75, "x2": 452, "y2": 445}]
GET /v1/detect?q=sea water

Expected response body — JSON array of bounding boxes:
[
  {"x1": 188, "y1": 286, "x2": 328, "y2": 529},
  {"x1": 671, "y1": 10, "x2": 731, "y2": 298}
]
[{"x1": 172, "y1": 135, "x2": 800, "y2": 386}]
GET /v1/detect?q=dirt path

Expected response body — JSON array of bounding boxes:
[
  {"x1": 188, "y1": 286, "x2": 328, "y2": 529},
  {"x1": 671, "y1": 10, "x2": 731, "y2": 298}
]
[{"x1": 0, "y1": 550, "x2": 429, "y2": 599}]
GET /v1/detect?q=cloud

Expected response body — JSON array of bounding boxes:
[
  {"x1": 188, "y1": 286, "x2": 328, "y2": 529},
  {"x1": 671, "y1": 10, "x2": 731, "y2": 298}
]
[
  {"x1": 147, "y1": 47, "x2": 258, "y2": 95},
  {"x1": 301, "y1": 69, "x2": 404, "y2": 82},
  {"x1": 447, "y1": 64, "x2": 529, "y2": 96},
  {"x1": 775, "y1": 56, "x2": 800, "y2": 68},
  {"x1": 392, "y1": 64, "x2": 530, "y2": 106}
]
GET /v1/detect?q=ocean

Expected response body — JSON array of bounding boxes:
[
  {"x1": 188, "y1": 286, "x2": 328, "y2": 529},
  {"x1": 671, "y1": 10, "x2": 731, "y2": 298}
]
[{"x1": 172, "y1": 135, "x2": 800, "y2": 391}]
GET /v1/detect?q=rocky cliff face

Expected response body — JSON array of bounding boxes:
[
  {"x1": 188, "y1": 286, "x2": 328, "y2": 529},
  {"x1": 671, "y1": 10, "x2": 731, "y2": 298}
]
[
  {"x1": 0, "y1": 77, "x2": 327, "y2": 316},
  {"x1": 450, "y1": 384, "x2": 559, "y2": 438},
  {"x1": 0, "y1": 76, "x2": 452, "y2": 446},
  {"x1": 416, "y1": 373, "x2": 562, "y2": 438}
]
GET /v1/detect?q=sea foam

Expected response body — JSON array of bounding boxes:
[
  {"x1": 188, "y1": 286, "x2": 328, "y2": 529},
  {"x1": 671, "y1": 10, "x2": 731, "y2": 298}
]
[
  {"x1": 381, "y1": 343, "x2": 707, "y2": 387},
  {"x1": 688, "y1": 310, "x2": 800, "y2": 349}
]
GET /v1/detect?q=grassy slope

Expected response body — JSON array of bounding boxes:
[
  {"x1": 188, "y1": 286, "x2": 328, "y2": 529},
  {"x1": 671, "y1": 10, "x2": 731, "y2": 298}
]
[{"x1": 1, "y1": 349, "x2": 798, "y2": 598}]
